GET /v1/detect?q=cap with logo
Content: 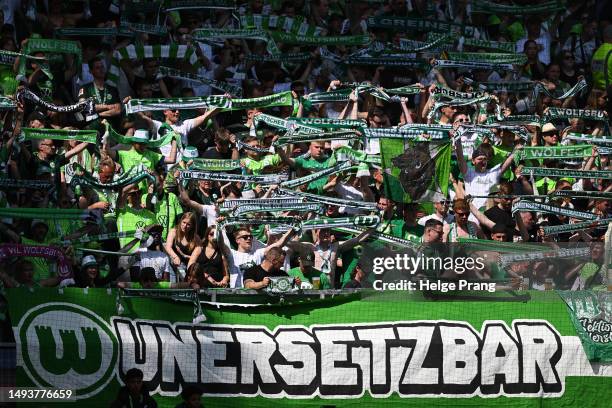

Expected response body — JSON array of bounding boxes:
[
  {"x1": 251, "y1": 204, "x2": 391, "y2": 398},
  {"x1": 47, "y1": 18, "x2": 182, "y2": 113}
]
[
  {"x1": 81, "y1": 255, "x2": 98, "y2": 268},
  {"x1": 183, "y1": 146, "x2": 199, "y2": 159},
  {"x1": 132, "y1": 129, "x2": 150, "y2": 143}
]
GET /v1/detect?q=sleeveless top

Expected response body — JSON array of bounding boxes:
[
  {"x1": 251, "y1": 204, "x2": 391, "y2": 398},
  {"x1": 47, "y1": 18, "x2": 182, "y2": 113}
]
[
  {"x1": 195, "y1": 247, "x2": 224, "y2": 285},
  {"x1": 172, "y1": 239, "x2": 193, "y2": 265},
  {"x1": 448, "y1": 222, "x2": 478, "y2": 242}
]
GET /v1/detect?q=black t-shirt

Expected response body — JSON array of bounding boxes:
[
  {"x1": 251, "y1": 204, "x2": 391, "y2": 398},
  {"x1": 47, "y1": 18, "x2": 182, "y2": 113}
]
[
  {"x1": 483, "y1": 206, "x2": 515, "y2": 241},
  {"x1": 201, "y1": 148, "x2": 233, "y2": 159},
  {"x1": 243, "y1": 264, "x2": 288, "y2": 284},
  {"x1": 343, "y1": 279, "x2": 362, "y2": 289}
]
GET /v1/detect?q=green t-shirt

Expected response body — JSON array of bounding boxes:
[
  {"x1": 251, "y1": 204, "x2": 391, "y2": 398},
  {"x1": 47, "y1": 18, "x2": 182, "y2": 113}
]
[
  {"x1": 21, "y1": 237, "x2": 54, "y2": 282},
  {"x1": 491, "y1": 145, "x2": 514, "y2": 181},
  {"x1": 129, "y1": 282, "x2": 172, "y2": 289},
  {"x1": 116, "y1": 205, "x2": 157, "y2": 248},
  {"x1": 141, "y1": 192, "x2": 183, "y2": 240},
  {"x1": 242, "y1": 154, "x2": 282, "y2": 175},
  {"x1": 377, "y1": 218, "x2": 404, "y2": 239},
  {"x1": 403, "y1": 224, "x2": 425, "y2": 243},
  {"x1": 287, "y1": 266, "x2": 331, "y2": 289},
  {"x1": 117, "y1": 148, "x2": 163, "y2": 173},
  {"x1": 294, "y1": 155, "x2": 336, "y2": 193}
]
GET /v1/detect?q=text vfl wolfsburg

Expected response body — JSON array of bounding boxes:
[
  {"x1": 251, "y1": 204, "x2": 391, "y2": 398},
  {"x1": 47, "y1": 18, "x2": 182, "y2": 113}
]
[{"x1": 113, "y1": 319, "x2": 564, "y2": 397}]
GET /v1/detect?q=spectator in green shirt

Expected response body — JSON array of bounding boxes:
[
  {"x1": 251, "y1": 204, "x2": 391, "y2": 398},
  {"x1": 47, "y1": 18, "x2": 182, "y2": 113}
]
[
  {"x1": 287, "y1": 251, "x2": 331, "y2": 289},
  {"x1": 102, "y1": 127, "x2": 178, "y2": 174},
  {"x1": 276, "y1": 140, "x2": 335, "y2": 193}
]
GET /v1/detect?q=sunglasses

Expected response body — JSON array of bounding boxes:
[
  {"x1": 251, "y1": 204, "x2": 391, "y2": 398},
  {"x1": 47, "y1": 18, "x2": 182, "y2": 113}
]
[
  {"x1": 237, "y1": 235, "x2": 253, "y2": 240},
  {"x1": 455, "y1": 212, "x2": 469, "y2": 217}
]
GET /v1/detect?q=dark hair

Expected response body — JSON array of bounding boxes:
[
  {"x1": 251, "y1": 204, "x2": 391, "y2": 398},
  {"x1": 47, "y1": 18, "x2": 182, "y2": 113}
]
[
  {"x1": 424, "y1": 219, "x2": 443, "y2": 230},
  {"x1": 125, "y1": 368, "x2": 144, "y2": 381},
  {"x1": 491, "y1": 224, "x2": 507, "y2": 235},
  {"x1": 181, "y1": 384, "x2": 203, "y2": 401},
  {"x1": 87, "y1": 55, "x2": 105, "y2": 71},
  {"x1": 139, "y1": 267, "x2": 157, "y2": 283}
]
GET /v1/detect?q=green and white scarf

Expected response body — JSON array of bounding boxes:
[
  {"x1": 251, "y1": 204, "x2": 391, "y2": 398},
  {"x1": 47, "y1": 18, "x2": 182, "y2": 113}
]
[
  {"x1": 396, "y1": 35, "x2": 452, "y2": 52},
  {"x1": 545, "y1": 107, "x2": 609, "y2": 122},
  {"x1": 499, "y1": 247, "x2": 590, "y2": 269},
  {"x1": 105, "y1": 122, "x2": 179, "y2": 149},
  {"x1": 277, "y1": 188, "x2": 378, "y2": 211},
  {"x1": 0, "y1": 207, "x2": 102, "y2": 222},
  {"x1": 55, "y1": 230, "x2": 140, "y2": 246},
  {"x1": 334, "y1": 146, "x2": 381, "y2": 165},
  {"x1": 55, "y1": 27, "x2": 133, "y2": 37},
  {"x1": 0, "y1": 97, "x2": 16, "y2": 110},
  {"x1": 107, "y1": 44, "x2": 200, "y2": 87},
  {"x1": 221, "y1": 198, "x2": 305, "y2": 210},
  {"x1": 364, "y1": 125, "x2": 452, "y2": 141},
  {"x1": 477, "y1": 81, "x2": 535, "y2": 92},
  {"x1": 344, "y1": 56, "x2": 429, "y2": 68},
  {"x1": 125, "y1": 91, "x2": 293, "y2": 114},
  {"x1": 269, "y1": 215, "x2": 381, "y2": 235},
  {"x1": 522, "y1": 167, "x2": 612, "y2": 180},
  {"x1": 366, "y1": 16, "x2": 478, "y2": 37},
  {"x1": 118, "y1": 22, "x2": 168, "y2": 36},
  {"x1": 552, "y1": 190, "x2": 612, "y2": 200},
  {"x1": 178, "y1": 170, "x2": 287, "y2": 184},
  {"x1": 275, "y1": 130, "x2": 360, "y2": 146},
  {"x1": 244, "y1": 52, "x2": 311, "y2": 63},
  {"x1": 18, "y1": 38, "x2": 82, "y2": 78},
  {"x1": 491, "y1": 114, "x2": 543, "y2": 126},
  {"x1": 512, "y1": 200, "x2": 598, "y2": 220},
  {"x1": 280, "y1": 161, "x2": 353, "y2": 189},
  {"x1": 542, "y1": 218, "x2": 612, "y2": 236},
  {"x1": 565, "y1": 133, "x2": 612, "y2": 146},
  {"x1": 335, "y1": 225, "x2": 419, "y2": 250},
  {"x1": 232, "y1": 202, "x2": 323, "y2": 216},
  {"x1": 0, "y1": 179, "x2": 51, "y2": 189},
  {"x1": 444, "y1": 52, "x2": 527, "y2": 65},
  {"x1": 515, "y1": 145, "x2": 593, "y2": 164},
  {"x1": 190, "y1": 158, "x2": 242, "y2": 171},
  {"x1": 287, "y1": 117, "x2": 366, "y2": 130},
  {"x1": 69, "y1": 164, "x2": 156, "y2": 191},
  {"x1": 22, "y1": 128, "x2": 97, "y2": 144},
  {"x1": 159, "y1": 66, "x2": 242, "y2": 96},
  {"x1": 240, "y1": 14, "x2": 324, "y2": 37},
  {"x1": 269, "y1": 31, "x2": 370, "y2": 46},
  {"x1": 533, "y1": 78, "x2": 588, "y2": 100},
  {"x1": 472, "y1": 0, "x2": 566, "y2": 15},
  {"x1": 432, "y1": 85, "x2": 486, "y2": 100},
  {"x1": 433, "y1": 59, "x2": 515, "y2": 71},
  {"x1": 459, "y1": 37, "x2": 516, "y2": 53},
  {"x1": 164, "y1": 0, "x2": 236, "y2": 11}
]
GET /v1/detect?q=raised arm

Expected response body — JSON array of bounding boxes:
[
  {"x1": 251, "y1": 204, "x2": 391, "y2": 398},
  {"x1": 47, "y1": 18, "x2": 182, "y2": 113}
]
[
  {"x1": 338, "y1": 228, "x2": 374, "y2": 253},
  {"x1": 454, "y1": 137, "x2": 468, "y2": 176}
]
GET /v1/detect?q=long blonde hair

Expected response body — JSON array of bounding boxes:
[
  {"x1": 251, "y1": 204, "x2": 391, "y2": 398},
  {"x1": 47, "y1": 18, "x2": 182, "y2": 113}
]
[{"x1": 175, "y1": 212, "x2": 199, "y2": 253}]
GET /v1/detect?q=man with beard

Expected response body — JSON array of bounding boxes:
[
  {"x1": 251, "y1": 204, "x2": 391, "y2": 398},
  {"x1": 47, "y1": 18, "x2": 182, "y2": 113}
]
[{"x1": 243, "y1": 247, "x2": 300, "y2": 289}]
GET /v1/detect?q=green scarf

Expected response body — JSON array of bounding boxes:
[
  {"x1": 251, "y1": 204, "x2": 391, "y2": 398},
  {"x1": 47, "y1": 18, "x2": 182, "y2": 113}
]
[
  {"x1": 542, "y1": 218, "x2": 612, "y2": 236},
  {"x1": 0, "y1": 179, "x2": 52, "y2": 189},
  {"x1": 125, "y1": 92, "x2": 293, "y2": 114},
  {"x1": 18, "y1": 38, "x2": 82, "y2": 78},
  {"x1": 269, "y1": 31, "x2": 370, "y2": 46},
  {"x1": 178, "y1": 170, "x2": 286, "y2": 185},
  {"x1": 221, "y1": 198, "x2": 306, "y2": 210},
  {"x1": 457, "y1": 237, "x2": 545, "y2": 253},
  {"x1": 478, "y1": 81, "x2": 535, "y2": 92},
  {"x1": 105, "y1": 122, "x2": 179, "y2": 149},
  {"x1": 533, "y1": 78, "x2": 588, "y2": 100},
  {"x1": 244, "y1": 52, "x2": 311, "y2": 63},
  {"x1": 275, "y1": 130, "x2": 360, "y2": 146},
  {"x1": 472, "y1": 0, "x2": 566, "y2": 14},
  {"x1": 0, "y1": 97, "x2": 16, "y2": 110},
  {"x1": 54, "y1": 230, "x2": 140, "y2": 246},
  {"x1": 0, "y1": 207, "x2": 101, "y2": 222},
  {"x1": 269, "y1": 215, "x2": 381, "y2": 235},
  {"x1": 515, "y1": 145, "x2": 594, "y2": 164},
  {"x1": 432, "y1": 85, "x2": 486, "y2": 100},
  {"x1": 545, "y1": 107, "x2": 608, "y2": 122},
  {"x1": 118, "y1": 22, "x2": 168, "y2": 36},
  {"x1": 240, "y1": 14, "x2": 324, "y2": 37},
  {"x1": 364, "y1": 125, "x2": 452, "y2": 141},
  {"x1": 552, "y1": 190, "x2": 612, "y2": 200},
  {"x1": 55, "y1": 27, "x2": 133, "y2": 37},
  {"x1": 444, "y1": 52, "x2": 527, "y2": 65},
  {"x1": 232, "y1": 202, "x2": 323, "y2": 216},
  {"x1": 159, "y1": 66, "x2": 242, "y2": 96},
  {"x1": 334, "y1": 146, "x2": 381, "y2": 165},
  {"x1": 499, "y1": 247, "x2": 590, "y2": 269},
  {"x1": 164, "y1": 0, "x2": 236, "y2": 11},
  {"x1": 512, "y1": 200, "x2": 598, "y2": 220},
  {"x1": 396, "y1": 35, "x2": 452, "y2": 52},
  {"x1": 280, "y1": 161, "x2": 353, "y2": 189},
  {"x1": 366, "y1": 16, "x2": 478, "y2": 37},
  {"x1": 522, "y1": 167, "x2": 612, "y2": 180},
  {"x1": 22, "y1": 128, "x2": 98, "y2": 144},
  {"x1": 190, "y1": 158, "x2": 242, "y2": 171},
  {"x1": 278, "y1": 187, "x2": 378, "y2": 211},
  {"x1": 433, "y1": 59, "x2": 515, "y2": 71},
  {"x1": 344, "y1": 56, "x2": 429, "y2": 68},
  {"x1": 335, "y1": 225, "x2": 419, "y2": 250},
  {"x1": 107, "y1": 44, "x2": 200, "y2": 87},
  {"x1": 566, "y1": 133, "x2": 612, "y2": 146},
  {"x1": 69, "y1": 164, "x2": 156, "y2": 191},
  {"x1": 460, "y1": 37, "x2": 516, "y2": 53}
]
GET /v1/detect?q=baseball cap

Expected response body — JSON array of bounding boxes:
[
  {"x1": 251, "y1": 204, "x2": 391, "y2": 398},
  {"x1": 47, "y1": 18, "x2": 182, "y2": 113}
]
[
  {"x1": 81, "y1": 255, "x2": 98, "y2": 268},
  {"x1": 183, "y1": 146, "x2": 199, "y2": 159},
  {"x1": 299, "y1": 252, "x2": 315, "y2": 266},
  {"x1": 132, "y1": 129, "x2": 150, "y2": 143}
]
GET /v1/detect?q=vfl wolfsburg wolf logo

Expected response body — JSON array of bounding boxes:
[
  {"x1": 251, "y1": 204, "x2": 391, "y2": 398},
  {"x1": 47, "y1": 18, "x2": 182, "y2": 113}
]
[{"x1": 16, "y1": 303, "x2": 118, "y2": 399}]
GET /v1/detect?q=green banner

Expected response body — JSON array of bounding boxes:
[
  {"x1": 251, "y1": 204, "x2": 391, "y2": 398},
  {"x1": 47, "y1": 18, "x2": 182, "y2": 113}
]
[
  {"x1": 558, "y1": 291, "x2": 611, "y2": 362},
  {"x1": 5, "y1": 288, "x2": 611, "y2": 406},
  {"x1": 366, "y1": 17, "x2": 478, "y2": 37},
  {"x1": 381, "y1": 140, "x2": 452, "y2": 203},
  {"x1": 515, "y1": 145, "x2": 594, "y2": 164}
]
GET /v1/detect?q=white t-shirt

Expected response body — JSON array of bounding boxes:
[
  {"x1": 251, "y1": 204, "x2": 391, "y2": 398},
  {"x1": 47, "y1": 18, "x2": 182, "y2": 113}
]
[
  {"x1": 229, "y1": 247, "x2": 266, "y2": 288},
  {"x1": 464, "y1": 164, "x2": 503, "y2": 211},
  {"x1": 152, "y1": 119, "x2": 197, "y2": 167},
  {"x1": 136, "y1": 249, "x2": 173, "y2": 281}
]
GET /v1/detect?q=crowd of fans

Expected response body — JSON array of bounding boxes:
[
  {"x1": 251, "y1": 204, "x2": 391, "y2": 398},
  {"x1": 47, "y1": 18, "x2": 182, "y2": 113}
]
[{"x1": 0, "y1": 0, "x2": 610, "y2": 301}]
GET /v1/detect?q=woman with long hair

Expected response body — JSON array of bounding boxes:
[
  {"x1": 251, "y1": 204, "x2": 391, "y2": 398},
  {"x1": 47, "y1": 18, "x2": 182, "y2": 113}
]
[
  {"x1": 186, "y1": 225, "x2": 229, "y2": 288},
  {"x1": 165, "y1": 212, "x2": 201, "y2": 281}
]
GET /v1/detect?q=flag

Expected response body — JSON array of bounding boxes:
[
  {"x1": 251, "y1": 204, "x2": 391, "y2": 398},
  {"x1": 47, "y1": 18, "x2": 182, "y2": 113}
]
[{"x1": 381, "y1": 140, "x2": 451, "y2": 203}]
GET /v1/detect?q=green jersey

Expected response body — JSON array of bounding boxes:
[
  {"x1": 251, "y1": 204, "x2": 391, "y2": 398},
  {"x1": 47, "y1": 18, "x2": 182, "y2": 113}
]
[
  {"x1": 142, "y1": 192, "x2": 183, "y2": 240},
  {"x1": 294, "y1": 155, "x2": 336, "y2": 193},
  {"x1": 116, "y1": 205, "x2": 157, "y2": 248}
]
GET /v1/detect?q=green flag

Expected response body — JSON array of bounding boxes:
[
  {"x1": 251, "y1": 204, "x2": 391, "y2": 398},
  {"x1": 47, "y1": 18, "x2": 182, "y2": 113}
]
[{"x1": 381, "y1": 139, "x2": 451, "y2": 203}]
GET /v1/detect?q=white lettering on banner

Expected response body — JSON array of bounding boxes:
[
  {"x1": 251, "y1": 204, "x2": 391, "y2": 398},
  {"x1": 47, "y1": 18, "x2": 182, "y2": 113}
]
[{"x1": 110, "y1": 318, "x2": 565, "y2": 398}]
